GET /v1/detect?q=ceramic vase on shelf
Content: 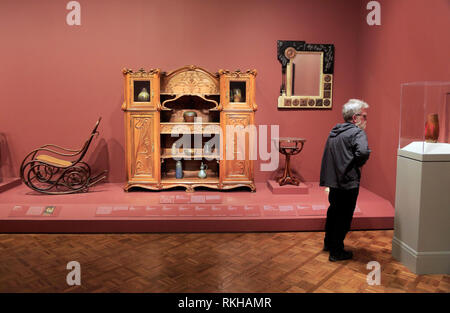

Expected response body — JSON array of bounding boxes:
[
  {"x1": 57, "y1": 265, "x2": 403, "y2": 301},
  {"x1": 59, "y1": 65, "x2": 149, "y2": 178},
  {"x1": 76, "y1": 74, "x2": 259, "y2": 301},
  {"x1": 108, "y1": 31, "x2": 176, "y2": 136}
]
[
  {"x1": 138, "y1": 88, "x2": 150, "y2": 101},
  {"x1": 175, "y1": 160, "x2": 183, "y2": 179},
  {"x1": 183, "y1": 111, "x2": 197, "y2": 123},
  {"x1": 425, "y1": 113, "x2": 439, "y2": 143},
  {"x1": 204, "y1": 141, "x2": 212, "y2": 155},
  {"x1": 232, "y1": 88, "x2": 242, "y2": 102},
  {"x1": 198, "y1": 162, "x2": 208, "y2": 179}
]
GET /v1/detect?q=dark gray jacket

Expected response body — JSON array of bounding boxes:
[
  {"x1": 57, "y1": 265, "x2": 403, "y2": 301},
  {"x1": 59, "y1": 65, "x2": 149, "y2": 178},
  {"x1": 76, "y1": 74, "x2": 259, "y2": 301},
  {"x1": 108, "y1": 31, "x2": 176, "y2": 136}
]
[{"x1": 320, "y1": 123, "x2": 371, "y2": 190}]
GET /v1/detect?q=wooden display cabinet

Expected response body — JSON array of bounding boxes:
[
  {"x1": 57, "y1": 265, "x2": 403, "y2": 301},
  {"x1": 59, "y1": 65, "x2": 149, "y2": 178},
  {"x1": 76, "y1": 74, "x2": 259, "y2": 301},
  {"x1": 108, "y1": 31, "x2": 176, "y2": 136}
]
[{"x1": 122, "y1": 65, "x2": 257, "y2": 192}]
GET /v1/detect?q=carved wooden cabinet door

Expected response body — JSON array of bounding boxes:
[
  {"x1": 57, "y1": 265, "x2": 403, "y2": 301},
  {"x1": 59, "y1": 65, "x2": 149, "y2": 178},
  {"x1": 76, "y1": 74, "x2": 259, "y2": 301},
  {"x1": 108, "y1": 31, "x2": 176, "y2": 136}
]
[
  {"x1": 218, "y1": 70, "x2": 257, "y2": 111},
  {"x1": 126, "y1": 112, "x2": 160, "y2": 183},
  {"x1": 220, "y1": 112, "x2": 254, "y2": 183},
  {"x1": 122, "y1": 68, "x2": 161, "y2": 111}
]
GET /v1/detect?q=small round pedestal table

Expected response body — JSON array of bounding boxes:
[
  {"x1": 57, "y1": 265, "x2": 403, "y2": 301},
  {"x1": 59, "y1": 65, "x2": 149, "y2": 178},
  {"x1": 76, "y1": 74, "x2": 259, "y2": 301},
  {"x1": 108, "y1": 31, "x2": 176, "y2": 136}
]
[{"x1": 273, "y1": 137, "x2": 306, "y2": 186}]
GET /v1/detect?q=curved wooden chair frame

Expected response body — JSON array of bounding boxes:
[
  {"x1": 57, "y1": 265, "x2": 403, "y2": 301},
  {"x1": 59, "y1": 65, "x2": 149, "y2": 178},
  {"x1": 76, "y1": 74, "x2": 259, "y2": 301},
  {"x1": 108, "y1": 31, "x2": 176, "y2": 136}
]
[{"x1": 20, "y1": 117, "x2": 107, "y2": 195}]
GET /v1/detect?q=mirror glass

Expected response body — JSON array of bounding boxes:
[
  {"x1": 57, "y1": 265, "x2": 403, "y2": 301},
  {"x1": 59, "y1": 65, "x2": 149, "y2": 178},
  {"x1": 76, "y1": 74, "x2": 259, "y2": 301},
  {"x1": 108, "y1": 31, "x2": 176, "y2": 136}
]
[{"x1": 293, "y1": 52, "x2": 322, "y2": 97}]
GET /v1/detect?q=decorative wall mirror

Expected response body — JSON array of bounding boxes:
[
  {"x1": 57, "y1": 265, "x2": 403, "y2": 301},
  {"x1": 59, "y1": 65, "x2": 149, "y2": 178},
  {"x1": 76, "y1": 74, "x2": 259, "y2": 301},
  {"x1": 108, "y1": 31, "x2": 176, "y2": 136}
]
[{"x1": 277, "y1": 40, "x2": 334, "y2": 109}]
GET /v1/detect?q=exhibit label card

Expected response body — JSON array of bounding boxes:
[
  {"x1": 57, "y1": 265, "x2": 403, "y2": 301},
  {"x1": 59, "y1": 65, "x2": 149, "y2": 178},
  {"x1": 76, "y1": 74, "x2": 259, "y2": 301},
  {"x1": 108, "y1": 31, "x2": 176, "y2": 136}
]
[
  {"x1": 160, "y1": 195, "x2": 223, "y2": 204},
  {"x1": 8, "y1": 205, "x2": 61, "y2": 217}
]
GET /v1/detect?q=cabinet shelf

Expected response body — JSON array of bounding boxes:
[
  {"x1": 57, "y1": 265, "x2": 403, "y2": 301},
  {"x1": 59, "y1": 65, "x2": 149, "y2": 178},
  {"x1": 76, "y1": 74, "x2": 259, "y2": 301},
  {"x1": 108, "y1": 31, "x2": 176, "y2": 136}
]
[
  {"x1": 160, "y1": 122, "x2": 220, "y2": 124},
  {"x1": 161, "y1": 94, "x2": 219, "y2": 111},
  {"x1": 160, "y1": 122, "x2": 221, "y2": 134},
  {"x1": 161, "y1": 108, "x2": 220, "y2": 111},
  {"x1": 161, "y1": 147, "x2": 219, "y2": 160},
  {"x1": 161, "y1": 177, "x2": 219, "y2": 184},
  {"x1": 162, "y1": 168, "x2": 219, "y2": 184},
  {"x1": 160, "y1": 93, "x2": 220, "y2": 96},
  {"x1": 161, "y1": 154, "x2": 219, "y2": 160}
]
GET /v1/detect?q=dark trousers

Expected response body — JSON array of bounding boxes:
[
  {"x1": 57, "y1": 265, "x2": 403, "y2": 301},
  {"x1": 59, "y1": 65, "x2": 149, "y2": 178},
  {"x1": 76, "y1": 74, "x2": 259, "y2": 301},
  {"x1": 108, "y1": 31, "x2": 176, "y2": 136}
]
[{"x1": 324, "y1": 187, "x2": 359, "y2": 254}]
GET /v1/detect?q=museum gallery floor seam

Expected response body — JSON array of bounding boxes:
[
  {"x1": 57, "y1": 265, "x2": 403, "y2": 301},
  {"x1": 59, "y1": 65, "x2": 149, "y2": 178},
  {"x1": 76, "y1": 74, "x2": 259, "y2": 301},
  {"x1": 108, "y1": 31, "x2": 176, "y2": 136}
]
[
  {"x1": 0, "y1": 230, "x2": 448, "y2": 293},
  {"x1": 0, "y1": 182, "x2": 393, "y2": 232}
]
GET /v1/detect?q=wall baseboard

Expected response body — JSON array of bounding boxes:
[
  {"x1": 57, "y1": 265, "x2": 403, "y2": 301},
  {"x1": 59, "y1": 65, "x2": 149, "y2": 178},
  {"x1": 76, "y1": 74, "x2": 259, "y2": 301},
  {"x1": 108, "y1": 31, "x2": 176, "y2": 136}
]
[{"x1": 392, "y1": 236, "x2": 450, "y2": 275}]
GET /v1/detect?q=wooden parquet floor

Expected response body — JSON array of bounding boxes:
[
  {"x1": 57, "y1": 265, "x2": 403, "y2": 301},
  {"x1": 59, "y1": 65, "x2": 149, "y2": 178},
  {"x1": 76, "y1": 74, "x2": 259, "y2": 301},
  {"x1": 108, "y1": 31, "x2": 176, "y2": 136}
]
[{"x1": 0, "y1": 230, "x2": 448, "y2": 293}]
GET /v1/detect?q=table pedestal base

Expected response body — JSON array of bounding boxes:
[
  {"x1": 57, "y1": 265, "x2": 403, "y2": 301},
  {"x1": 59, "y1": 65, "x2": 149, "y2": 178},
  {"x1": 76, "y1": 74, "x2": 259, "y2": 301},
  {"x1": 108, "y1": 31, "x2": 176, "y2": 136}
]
[
  {"x1": 267, "y1": 179, "x2": 309, "y2": 194},
  {"x1": 274, "y1": 138, "x2": 306, "y2": 187},
  {"x1": 277, "y1": 175, "x2": 300, "y2": 186}
]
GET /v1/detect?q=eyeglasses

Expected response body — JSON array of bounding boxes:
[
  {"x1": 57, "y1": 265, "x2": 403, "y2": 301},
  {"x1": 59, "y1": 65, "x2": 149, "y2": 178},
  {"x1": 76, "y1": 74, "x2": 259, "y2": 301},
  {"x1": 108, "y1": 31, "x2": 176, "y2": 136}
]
[{"x1": 355, "y1": 113, "x2": 367, "y2": 119}]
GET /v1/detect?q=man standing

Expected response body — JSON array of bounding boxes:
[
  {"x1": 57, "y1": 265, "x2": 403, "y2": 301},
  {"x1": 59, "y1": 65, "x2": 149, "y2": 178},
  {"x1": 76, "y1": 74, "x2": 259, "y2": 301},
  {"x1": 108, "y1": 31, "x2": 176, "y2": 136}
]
[{"x1": 320, "y1": 99, "x2": 371, "y2": 262}]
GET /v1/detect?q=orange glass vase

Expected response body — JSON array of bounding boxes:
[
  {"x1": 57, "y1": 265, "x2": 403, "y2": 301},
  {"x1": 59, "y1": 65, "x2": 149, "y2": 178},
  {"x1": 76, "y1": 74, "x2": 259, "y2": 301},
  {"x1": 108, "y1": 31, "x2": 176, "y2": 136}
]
[{"x1": 425, "y1": 113, "x2": 439, "y2": 143}]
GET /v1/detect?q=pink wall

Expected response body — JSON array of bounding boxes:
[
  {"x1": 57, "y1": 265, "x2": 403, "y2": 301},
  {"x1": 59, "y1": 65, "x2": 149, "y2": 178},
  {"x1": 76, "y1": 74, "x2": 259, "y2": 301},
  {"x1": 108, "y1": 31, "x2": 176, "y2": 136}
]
[
  {"x1": 9, "y1": 0, "x2": 447, "y2": 208},
  {"x1": 355, "y1": 0, "x2": 450, "y2": 204},
  {"x1": 3, "y1": 1, "x2": 448, "y2": 205},
  {"x1": 0, "y1": 0, "x2": 361, "y2": 185}
]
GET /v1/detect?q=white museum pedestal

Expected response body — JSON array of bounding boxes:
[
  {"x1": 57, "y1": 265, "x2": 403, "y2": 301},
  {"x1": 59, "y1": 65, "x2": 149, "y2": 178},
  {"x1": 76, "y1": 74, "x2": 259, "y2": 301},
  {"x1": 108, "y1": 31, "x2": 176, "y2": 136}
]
[{"x1": 392, "y1": 142, "x2": 450, "y2": 274}]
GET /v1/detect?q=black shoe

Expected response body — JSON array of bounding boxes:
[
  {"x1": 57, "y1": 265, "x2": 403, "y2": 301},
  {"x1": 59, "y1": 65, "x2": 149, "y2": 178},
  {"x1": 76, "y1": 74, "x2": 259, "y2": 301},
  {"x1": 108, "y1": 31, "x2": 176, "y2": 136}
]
[{"x1": 329, "y1": 250, "x2": 353, "y2": 262}]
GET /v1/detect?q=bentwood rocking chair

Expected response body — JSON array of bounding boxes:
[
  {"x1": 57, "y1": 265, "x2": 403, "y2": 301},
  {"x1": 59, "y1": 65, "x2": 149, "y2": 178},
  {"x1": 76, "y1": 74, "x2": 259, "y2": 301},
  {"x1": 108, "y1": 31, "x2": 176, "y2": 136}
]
[{"x1": 20, "y1": 117, "x2": 107, "y2": 195}]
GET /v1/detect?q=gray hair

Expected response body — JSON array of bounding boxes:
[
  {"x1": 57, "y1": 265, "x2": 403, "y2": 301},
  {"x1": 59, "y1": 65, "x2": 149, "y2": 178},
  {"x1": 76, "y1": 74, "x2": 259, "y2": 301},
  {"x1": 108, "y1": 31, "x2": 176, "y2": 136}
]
[{"x1": 342, "y1": 99, "x2": 369, "y2": 122}]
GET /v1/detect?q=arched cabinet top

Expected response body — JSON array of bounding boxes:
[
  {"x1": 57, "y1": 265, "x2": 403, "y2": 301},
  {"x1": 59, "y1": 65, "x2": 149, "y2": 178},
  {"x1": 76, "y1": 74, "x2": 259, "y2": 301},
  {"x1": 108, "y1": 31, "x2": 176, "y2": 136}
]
[{"x1": 160, "y1": 65, "x2": 220, "y2": 95}]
